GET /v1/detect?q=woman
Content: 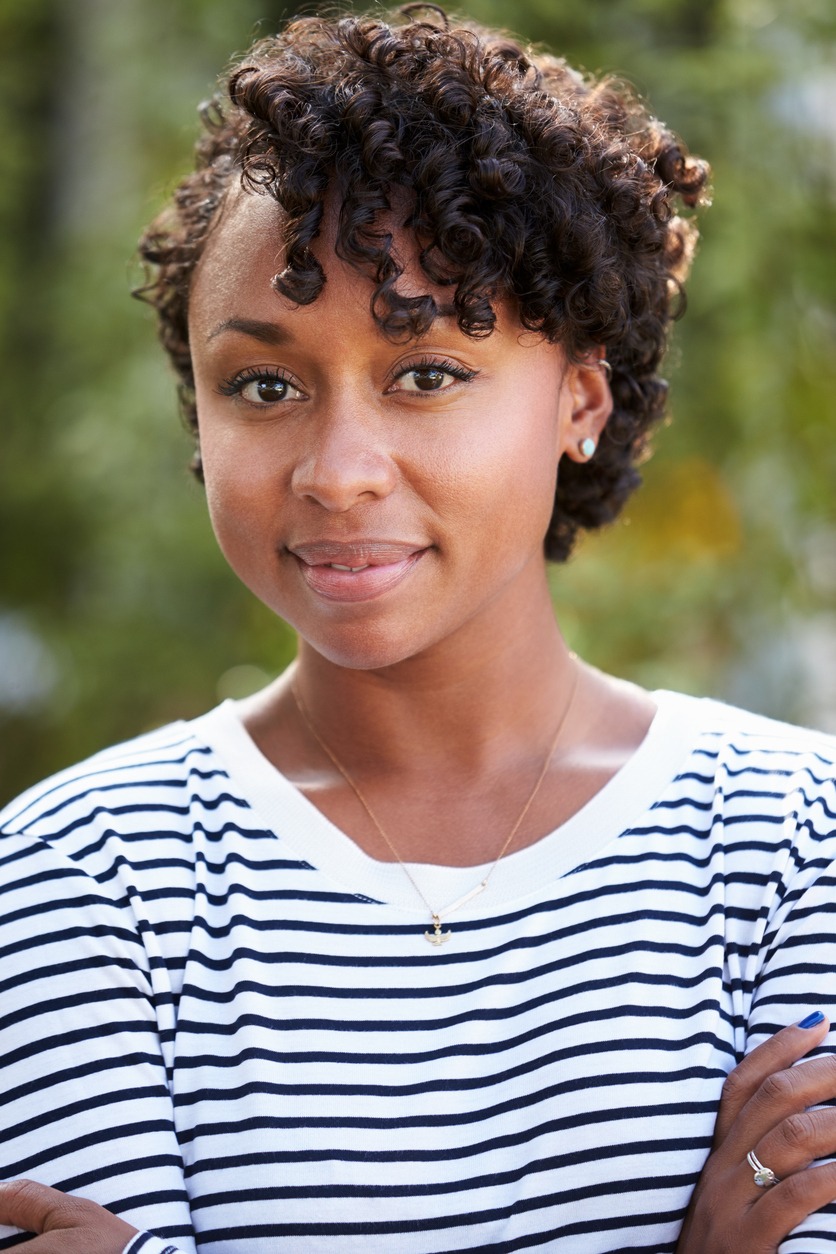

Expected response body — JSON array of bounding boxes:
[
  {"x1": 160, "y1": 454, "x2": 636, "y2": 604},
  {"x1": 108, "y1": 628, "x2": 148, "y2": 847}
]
[{"x1": 2, "y1": 7, "x2": 836, "y2": 1252}]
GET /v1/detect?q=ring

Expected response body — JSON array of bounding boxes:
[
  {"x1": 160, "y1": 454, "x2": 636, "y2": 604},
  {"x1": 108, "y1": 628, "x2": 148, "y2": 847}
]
[{"x1": 747, "y1": 1150, "x2": 781, "y2": 1189}]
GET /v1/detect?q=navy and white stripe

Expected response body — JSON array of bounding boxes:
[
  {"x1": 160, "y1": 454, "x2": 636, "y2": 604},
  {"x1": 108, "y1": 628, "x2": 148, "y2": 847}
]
[{"x1": 2, "y1": 691, "x2": 836, "y2": 1253}]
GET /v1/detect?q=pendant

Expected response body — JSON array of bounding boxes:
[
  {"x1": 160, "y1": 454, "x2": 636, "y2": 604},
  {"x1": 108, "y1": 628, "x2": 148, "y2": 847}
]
[{"x1": 424, "y1": 914, "x2": 451, "y2": 946}]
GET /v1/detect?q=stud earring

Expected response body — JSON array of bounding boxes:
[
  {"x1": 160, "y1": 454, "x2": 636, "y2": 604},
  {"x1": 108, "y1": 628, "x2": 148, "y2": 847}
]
[{"x1": 579, "y1": 437, "x2": 597, "y2": 460}]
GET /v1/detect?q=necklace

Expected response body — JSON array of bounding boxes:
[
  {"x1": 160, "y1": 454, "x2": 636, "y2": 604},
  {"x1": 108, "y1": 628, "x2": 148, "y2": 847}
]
[{"x1": 290, "y1": 664, "x2": 580, "y2": 946}]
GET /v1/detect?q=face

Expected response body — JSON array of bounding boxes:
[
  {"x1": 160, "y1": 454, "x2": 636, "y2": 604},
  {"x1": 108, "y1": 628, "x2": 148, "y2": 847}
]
[{"x1": 188, "y1": 190, "x2": 608, "y2": 671}]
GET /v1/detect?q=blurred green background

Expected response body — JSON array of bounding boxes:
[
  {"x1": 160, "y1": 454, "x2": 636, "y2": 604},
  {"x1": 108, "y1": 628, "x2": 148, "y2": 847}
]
[{"x1": 1, "y1": 0, "x2": 835, "y2": 806}]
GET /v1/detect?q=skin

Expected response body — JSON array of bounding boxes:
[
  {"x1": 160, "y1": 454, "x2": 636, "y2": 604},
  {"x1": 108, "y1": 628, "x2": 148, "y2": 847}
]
[
  {"x1": 188, "y1": 189, "x2": 651, "y2": 866},
  {"x1": 677, "y1": 1016, "x2": 836, "y2": 1253},
  {"x1": 0, "y1": 1183, "x2": 137, "y2": 1251},
  {"x1": 4, "y1": 189, "x2": 836, "y2": 1250}
]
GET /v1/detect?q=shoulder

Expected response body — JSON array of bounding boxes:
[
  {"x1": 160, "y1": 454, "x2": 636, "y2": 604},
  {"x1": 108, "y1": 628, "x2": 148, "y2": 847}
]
[
  {"x1": 0, "y1": 707, "x2": 242, "y2": 872},
  {"x1": 662, "y1": 689, "x2": 836, "y2": 774},
  {"x1": 656, "y1": 689, "x2": 836, "y2": 856}
]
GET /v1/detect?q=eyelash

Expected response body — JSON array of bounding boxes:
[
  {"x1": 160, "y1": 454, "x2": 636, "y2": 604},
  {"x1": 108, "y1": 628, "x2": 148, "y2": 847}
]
[
  {"x1": 216, "y1": 356, "x2": 479, "y2": 405},
  {"x1": 392, "y1": 357, "x2": 478, "y2": 387},
  {"x1": 217, "y1": 366, "x2": 296, "y2": 399}
]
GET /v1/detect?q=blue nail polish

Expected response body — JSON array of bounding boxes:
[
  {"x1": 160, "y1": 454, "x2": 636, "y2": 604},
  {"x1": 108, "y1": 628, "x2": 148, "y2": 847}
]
[{"x1": 799, "y1": 1011, "x2": 826, "y2": 1029}]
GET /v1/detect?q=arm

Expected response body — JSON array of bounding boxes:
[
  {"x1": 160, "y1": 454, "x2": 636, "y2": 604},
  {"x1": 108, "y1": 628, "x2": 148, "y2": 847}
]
[
  {"x1": 678, "y1": 813, "x2": 836, "y2": 1254},
  {"x1": 750, "y1": 848, "x2": 836, "y2": 1252},
  {"x1": 0, "y1": 829, "x2": 195, "y2": 1253},
  {"x1": 7, "y1": 1017, "x2": 835, "y2": 1254},
  {"x1": 677, "y1": 1014, "x2": 836, "y2": 1253},
  {"x1": 674, "y1": 727, "x2": 836, "y2": 1253}
]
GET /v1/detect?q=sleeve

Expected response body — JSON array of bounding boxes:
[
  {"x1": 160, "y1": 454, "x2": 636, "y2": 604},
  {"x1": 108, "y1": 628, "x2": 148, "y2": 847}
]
[
  {"x1": 745, "y1": 820, "x2": 836, "y2": 1251},
  {"x1": 122, "y1": 1235, "x2": 189, "y2": 1254},
  {"x1": 0, "y1": 829, "x2": 196, "y2": 1254}
]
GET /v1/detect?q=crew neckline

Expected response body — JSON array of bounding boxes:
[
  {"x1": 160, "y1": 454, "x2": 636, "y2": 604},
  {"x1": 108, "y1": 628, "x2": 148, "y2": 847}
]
[{"x1": 191, "y1": 690, "x2": 706, "y2": 919}]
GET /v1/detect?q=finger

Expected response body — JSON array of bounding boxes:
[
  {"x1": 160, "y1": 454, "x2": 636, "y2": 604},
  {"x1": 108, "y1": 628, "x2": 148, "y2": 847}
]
[
  {"x1": 0, "y1": 1180, "x2": 135, "y2": 1251},
  {"x1": 724, "y1": 1053, "x2": 836, "y2": 1168},
  {"x1": 714, "y1": 1012, "x2": 830, "y2": 1144},
  {"x1": 0, "y1": 1179, "x2": 91, "y2": 1234},
  {"x1": 743, "y1": 1159, "x2": 836, "y2": 1249},
  {"x1": 749, "y1": 1106, "x2": 836, "y2": 1186}
]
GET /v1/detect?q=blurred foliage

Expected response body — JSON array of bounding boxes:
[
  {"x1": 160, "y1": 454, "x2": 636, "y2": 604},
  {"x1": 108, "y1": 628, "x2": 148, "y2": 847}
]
[{"x1": 0, "y1": 0, "x2": 834, "y2": 804}]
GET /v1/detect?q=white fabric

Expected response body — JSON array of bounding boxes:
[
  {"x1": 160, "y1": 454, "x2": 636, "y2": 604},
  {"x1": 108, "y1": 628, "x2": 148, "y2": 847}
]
[{"x1": 1, "y1": 690, "x2": 836, "y2": 1252}]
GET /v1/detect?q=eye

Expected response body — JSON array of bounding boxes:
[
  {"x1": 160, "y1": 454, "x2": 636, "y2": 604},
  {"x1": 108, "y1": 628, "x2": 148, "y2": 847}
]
[
  {"x1": 217, "y1": 367, "x2": 305, "y2": 406},
  {"x1": 389, "y1": 357, "x2": 478, "y2": 394}
]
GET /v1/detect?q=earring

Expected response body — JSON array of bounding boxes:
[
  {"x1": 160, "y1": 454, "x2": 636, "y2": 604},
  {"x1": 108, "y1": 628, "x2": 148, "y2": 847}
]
[
  {"x1": 586, "y1": 357, "x2": 612, "y2": 380},
  {"x1": 579, "y1": 437, "x2": 596, "y2": 460}
]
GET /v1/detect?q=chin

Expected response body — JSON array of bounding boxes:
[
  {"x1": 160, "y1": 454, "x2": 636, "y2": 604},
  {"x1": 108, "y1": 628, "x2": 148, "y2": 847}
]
[
  {"x1": 301, "y1": 627, "x2": 431, "y2": 672},
  {"x1": 281, "y1": 602, "x2": 447, "y2": 670}
]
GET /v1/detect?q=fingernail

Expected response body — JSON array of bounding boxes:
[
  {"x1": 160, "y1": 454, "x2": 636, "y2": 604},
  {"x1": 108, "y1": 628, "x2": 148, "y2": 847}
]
[{"x1": 799, "y1": 1011, "x2": 826, "y2": 1029}]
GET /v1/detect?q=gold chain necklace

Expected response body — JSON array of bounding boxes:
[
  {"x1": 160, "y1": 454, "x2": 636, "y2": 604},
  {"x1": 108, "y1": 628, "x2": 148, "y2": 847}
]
[{"x1": 290, "y1": 664, "x2": 580, "y2": 946}]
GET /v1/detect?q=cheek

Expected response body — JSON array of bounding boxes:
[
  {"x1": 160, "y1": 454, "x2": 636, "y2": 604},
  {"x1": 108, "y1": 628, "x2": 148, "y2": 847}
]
[
  {"x1": 198, "y1": 422, "x2": 281, "y2": 562},
  {"x1": 442, "y1": 394, "x2": 561, "y2": 534}
]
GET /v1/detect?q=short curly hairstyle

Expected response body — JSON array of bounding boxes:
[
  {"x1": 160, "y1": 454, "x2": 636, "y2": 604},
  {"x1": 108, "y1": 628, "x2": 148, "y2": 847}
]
[{"x1": 137, "y1": 4, "x2": 709, "y2": 561}]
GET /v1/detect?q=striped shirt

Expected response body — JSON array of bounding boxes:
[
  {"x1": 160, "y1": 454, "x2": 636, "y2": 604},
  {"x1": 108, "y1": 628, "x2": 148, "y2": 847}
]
[{"x1": 1, "y1": 690, "x2": 836, "y2": 1253}]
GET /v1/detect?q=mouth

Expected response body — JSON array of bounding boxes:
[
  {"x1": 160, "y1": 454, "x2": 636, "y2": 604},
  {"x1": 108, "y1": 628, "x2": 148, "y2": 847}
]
[{"x1": 287, "y1": 540, "x2": 429, "y2": 603}]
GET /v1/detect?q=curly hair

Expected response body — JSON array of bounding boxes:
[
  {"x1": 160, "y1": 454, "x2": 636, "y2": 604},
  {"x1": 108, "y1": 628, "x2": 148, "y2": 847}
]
[{"x1": 137, "y1": 5, "x2": 709, "y2": 561}]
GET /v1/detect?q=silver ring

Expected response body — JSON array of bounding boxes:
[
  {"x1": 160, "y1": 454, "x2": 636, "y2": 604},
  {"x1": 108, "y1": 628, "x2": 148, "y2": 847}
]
[{"x1": 747, "y1": 1149, "x2": 781, "y2": 1189}]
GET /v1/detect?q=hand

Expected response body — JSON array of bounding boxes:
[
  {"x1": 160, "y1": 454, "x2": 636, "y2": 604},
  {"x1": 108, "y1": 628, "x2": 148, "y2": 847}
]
[
  {"x1": 0, "y1": 1179, "x2": 138, "y2": 1253},
  {"x1": 677, "y1": 1013, "x2": 836, "y2": 1253}
]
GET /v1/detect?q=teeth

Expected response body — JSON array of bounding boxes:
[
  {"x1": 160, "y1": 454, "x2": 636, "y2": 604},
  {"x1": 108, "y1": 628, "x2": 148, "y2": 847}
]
[{"x1": 328, "y1": 563, "x2": 369, "y2": 572}]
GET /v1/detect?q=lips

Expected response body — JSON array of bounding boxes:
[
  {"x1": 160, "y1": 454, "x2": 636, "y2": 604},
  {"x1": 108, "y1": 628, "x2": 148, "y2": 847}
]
[{"x1": 288, "y1": 540, "x2": 428, "y2": 602}]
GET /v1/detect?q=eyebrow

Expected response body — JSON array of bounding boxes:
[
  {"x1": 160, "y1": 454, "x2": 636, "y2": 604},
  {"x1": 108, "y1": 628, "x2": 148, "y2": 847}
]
[
  {"x1": 206, "y1": 317, "x2": 291, "y2": 345},
  {"x1": 205, "y1": 305, "x2": 463, "y2": 346}
]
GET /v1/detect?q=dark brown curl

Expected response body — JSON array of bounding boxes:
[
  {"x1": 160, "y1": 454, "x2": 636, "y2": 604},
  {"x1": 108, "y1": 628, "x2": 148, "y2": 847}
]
[{"x1": 137, "y1": 8, "x2": 710, "y2": 561}]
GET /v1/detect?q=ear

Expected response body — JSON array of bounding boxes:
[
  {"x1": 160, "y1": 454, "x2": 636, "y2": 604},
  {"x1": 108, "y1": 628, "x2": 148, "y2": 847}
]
[{"x1": 561, "y1": 354, "x2": 613, "y2": 464}]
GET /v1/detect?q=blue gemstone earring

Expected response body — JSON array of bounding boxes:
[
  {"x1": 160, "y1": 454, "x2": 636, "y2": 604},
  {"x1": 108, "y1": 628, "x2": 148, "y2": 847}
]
[{"x1": 579, "y1": 437, "x2": 597, "y2": 459}]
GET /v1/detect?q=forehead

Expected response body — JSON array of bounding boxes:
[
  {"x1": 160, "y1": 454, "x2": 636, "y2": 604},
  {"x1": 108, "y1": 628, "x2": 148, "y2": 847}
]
[
  {"x1": 188, "y1": 188, "x2": 447, "y2": 340},
  {"x1": 189, "y1": 192, "x2": 294, "y2": 334}
]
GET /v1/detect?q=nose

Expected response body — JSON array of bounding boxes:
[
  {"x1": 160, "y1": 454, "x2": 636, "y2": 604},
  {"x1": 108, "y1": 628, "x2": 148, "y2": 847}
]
[{"x1": 290, "y1": 402, "x2": 398, "y2": 512}]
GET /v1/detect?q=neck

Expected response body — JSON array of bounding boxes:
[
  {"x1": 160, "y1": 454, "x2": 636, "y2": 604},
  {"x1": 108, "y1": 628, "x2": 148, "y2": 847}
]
[
  {"x1": 286, "y1": 573, "x2": 577, "y2": 775},
  {"x1": 237, "y1": 565, "x2": 657, "y2": 871}
]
